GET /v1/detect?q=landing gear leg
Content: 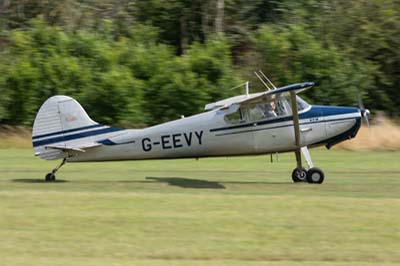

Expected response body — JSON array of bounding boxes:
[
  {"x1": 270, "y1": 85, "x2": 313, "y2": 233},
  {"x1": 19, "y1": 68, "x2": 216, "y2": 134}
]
[
  {"x1": 45, "y1": 158, "x2": 67, "y2": 182},
  {"x1": 301, "y1": 146, "x2": 325, "y2": 184},
  {"x1": 288, "y1": 91, "x2": 325, "y2": 184},
  {"x1": 291, "y1": 149, "x2": 307, "y2": 182}
]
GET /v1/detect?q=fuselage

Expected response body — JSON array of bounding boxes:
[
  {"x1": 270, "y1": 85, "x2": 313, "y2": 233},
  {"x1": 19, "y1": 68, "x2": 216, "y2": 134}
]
[
  {"x1": 66, "y1": 104, "x2": 361, "y2": 162},
  {"x1": 31, "y1": 85, "x2": 363, "y2": 184}
]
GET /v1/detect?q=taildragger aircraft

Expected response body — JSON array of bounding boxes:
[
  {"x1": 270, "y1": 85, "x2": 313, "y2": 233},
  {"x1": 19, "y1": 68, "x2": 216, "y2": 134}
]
[{"x1": 32, "y1": 73, "x2": 369, "y2": 184}]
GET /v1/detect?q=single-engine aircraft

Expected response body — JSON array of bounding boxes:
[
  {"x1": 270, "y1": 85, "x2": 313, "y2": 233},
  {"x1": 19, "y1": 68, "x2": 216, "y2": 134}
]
[{"x1": 32, "y1": 72, "x2": 369, "y2": 184}]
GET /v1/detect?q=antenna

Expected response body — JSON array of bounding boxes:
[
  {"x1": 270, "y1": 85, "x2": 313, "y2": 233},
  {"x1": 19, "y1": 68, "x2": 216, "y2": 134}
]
[
  {"x1": 229, "y1": 81, "x2": 251, "y2": 96},
  {"x1": 229, "y1": 82, "x2": 247, "y2": 91},
  {"x1": 254, "y1": 71, "x2": 271, "y2": 91},
  {"x1": 259, "y1": 70, "x2": 277, "y2": 89}
]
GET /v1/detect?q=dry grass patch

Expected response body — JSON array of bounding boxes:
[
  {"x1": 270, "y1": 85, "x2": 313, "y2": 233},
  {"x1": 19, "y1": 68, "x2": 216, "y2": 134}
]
[
  {"x1": 338, "y1": 115, "x2": 400, "y2": 150},
  {"x1": 0, "y1": 126, "x2": 32, "y2": 148}
]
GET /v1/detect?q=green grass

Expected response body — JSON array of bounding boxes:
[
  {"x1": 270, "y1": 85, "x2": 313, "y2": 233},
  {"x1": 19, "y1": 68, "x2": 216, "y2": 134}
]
[{"x1": 0, "y1": 148, "x2": 399, "y2": 266}]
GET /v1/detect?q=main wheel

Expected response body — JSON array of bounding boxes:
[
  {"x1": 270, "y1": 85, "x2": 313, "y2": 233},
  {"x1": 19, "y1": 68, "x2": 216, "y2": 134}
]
[
  {"x1": 45, "y1": 173, "x2": 55, "y2": 182},
  {"x1": 306, "y1": 168, "x2": 324, "y2": 184},
  {"x1": 292, "y1": 167, "x2": 308, "y2": 182}
]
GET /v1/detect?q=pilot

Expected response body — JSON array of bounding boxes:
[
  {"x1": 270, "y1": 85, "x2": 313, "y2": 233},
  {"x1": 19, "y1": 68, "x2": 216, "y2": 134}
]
[{"x1": 265, "y1": 101, "x2": 278, "y2": 118}]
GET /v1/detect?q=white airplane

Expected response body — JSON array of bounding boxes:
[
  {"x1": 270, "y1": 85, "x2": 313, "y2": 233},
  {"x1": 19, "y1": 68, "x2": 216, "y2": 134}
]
[{"x1": 32, "y1": 73, "x2": 369, "y2": 184}]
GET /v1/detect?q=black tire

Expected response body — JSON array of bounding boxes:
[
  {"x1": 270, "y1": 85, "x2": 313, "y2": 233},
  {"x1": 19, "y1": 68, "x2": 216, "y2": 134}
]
[
  {"x1": 306, "y1": 168, "x2": 324, "y2": 184},
  {"x1": 292, "y1": 167, "x2": 308, "y2": 182},
  {"x1": 45, "y1": 173, "x2": 55, "y2": 182}
]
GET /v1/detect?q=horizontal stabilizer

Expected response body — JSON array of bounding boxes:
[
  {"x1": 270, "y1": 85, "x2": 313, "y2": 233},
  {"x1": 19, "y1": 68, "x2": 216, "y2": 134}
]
[
  {"x1": 45, "y1": 142, "x2": 102, "y2": 153},
  {"x1": 35, "y1": 142, "x2": 102, "y2": 160}
]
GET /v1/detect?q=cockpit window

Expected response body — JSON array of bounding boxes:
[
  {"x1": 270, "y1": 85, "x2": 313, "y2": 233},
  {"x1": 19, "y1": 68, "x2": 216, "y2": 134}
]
[{"x1": 225, "y1": 93, "x2": 310, "y2": 124}]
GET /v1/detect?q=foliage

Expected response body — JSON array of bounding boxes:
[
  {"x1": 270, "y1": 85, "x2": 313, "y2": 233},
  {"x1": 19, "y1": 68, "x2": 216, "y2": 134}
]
[
  {"x1": 276, "y1": 0, "x2": 400, "y2": 113},
  {"x1": 251, "y1": 25, "x2": 373, "y2": 106},
  {"x1": 0, "y1": 18, "x2": 238, "y2": 126},
  {"x1": 0, "y1": 0, "x2": 399, "y2": 126}
]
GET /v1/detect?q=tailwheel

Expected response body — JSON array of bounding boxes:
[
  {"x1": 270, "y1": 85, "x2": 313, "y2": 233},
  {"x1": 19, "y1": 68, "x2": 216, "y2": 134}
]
[
  {"x1": 306, "y1": 168, "x2": 325, "y2": 184},
  {"x1": 45, "y1": 173, "x2": 55, "y2": 182},
  {"x1": 44, "y1": 158, "x2": 66, "y2": 182},
  {"x1": 292, "y1": 167, "x2": 307, "y2": 182}
]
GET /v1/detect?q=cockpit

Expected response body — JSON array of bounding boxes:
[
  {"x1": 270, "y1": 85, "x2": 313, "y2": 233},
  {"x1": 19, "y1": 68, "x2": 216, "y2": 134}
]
[{"x1": 225, "y1": 92, "x2": 310, "y2": 124}]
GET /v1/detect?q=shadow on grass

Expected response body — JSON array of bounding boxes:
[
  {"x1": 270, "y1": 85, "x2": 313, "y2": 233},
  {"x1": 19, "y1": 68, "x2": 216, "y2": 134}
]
[
  {"x1": 223, "y1": 181, "x2": 289, "y2": 185},
  {"x1": 11, "y1": 179, "x2": 68, "y2": 183},
  {"x1": 146, "y1": 177, "x2": 225, "y2": 189},
  {"x1": 9, "y1": 177, "x2": 289, "y2": 187}
]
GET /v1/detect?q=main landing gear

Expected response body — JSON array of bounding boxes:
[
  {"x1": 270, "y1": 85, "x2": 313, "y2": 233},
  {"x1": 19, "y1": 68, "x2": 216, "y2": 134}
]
[
  {"x1": 45, "y1": 158, "x2": 67, "y2": 182},
  {"x1": 291, "y1": 147, "x2": 325, "y2": 184}
]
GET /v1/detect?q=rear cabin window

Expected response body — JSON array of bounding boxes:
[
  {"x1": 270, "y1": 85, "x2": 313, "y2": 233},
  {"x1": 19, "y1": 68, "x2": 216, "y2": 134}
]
[{"x1": 225, "y1": 109, "x2": 244, "y2": 124}]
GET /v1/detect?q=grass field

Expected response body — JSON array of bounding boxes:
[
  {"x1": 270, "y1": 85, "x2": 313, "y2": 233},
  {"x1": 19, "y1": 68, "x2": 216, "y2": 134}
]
[{"x1": 1, "y1": 148, "x2": 400, "y2": 266}]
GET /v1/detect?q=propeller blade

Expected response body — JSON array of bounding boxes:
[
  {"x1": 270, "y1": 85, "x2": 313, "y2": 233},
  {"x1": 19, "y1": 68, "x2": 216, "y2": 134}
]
[
  {"x1": 357, "y1": 93, "x2": 365, "y2": 110},
  {"x1": 364, "y1": 109, "x2": 370, "y2": 128},
  {"x1": 357, "y1": 92, "x2": 370, "y2": 128}
]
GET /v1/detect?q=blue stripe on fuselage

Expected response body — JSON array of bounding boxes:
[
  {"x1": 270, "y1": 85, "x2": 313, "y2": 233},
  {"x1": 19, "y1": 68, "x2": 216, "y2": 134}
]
[
  {"x1": 214, "y1": 117, "x2": 357, "y2": 137},
  {"x1": 96, "y1": 139, "x2": 136, "y2": 146},
  {"x1": 209, "y1": 105, "x2": 359, "y2": 133},
  {"x1": 312, "y1": 105, "x2": 359, "y2": 116},
  {"x1": 32, "y1": 127, "x2": 124, "y2": 147}
]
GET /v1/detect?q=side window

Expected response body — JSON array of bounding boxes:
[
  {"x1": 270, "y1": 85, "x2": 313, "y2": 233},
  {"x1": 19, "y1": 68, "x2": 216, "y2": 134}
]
[
  {"x1": 275, "y1": 98, "x2": 291, "y2": 116},
  {"x1": 225, "y1": 109, "x2": 243, "y2": 124},
  {"x1": 225, "y1": 93, "x2": 303, "y2": 124},
  {"x1": 247, "y1": 104, "x2": 266, "y2": 121}
]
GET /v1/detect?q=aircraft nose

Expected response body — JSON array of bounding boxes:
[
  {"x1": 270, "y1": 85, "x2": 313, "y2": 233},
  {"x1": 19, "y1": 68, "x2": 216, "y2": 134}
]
[{"x1": 323, "y1": 106, "x2": 362, "y2": 149}]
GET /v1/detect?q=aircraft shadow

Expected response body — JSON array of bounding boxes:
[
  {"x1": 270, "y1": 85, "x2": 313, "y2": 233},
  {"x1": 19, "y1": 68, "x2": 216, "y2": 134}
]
[
  {"x1": 146, "y1": 177, "x2": 225, "y2": 189},
  {"x1": 9, "y1": 177, "x2": 288, "y2": 187},
  {"x1": 11, "y1": 179, "x2": 68, "y2": 183}
]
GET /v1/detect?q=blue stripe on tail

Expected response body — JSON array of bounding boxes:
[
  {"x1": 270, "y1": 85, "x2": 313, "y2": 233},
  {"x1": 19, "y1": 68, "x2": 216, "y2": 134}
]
[
  {"x1": 32, "y1": 127, "x2": 124, "y2": 147},
  {"x1": 32, "y1": 124, "x2": 104, "y2": 140}
]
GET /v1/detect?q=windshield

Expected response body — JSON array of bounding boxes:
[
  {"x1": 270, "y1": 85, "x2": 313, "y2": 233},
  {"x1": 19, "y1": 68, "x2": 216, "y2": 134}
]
[
  {"x1": 225, "y1": 93, "x2": 310, "y2": 124},
  {"x1": 296, "y1": 95, "x2": 309, "y2": 112}
]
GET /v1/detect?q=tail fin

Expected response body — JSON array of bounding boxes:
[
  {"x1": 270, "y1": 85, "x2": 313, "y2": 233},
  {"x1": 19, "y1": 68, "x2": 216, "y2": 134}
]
[{"x1": 32, "y1": 96, "x2": 102, "y2": 160}]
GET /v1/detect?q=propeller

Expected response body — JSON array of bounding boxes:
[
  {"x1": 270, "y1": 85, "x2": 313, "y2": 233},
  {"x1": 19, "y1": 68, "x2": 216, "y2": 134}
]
[{"x1": 357, "y1": 93, "x2": 370, "y2": 127}]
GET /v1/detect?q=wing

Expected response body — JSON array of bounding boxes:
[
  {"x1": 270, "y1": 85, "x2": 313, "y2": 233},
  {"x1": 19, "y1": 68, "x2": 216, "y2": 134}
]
[
  {"x1": 242, "y1": 82, "x2": 314, "y2": 104},
  {"x1": 205, "y1": 82, "x2": 314, "y2": 111}
]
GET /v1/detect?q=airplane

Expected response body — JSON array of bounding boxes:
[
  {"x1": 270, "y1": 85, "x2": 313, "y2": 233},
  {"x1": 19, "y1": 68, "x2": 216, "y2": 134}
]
[{"x1": 32, "y1": 72, "x2": 369, "y2": 184}]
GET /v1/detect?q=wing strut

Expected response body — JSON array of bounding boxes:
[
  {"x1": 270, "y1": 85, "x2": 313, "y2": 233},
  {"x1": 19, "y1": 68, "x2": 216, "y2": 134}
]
[{"x1": 289, "y1": 91, "x2": 303, "y2": 171}]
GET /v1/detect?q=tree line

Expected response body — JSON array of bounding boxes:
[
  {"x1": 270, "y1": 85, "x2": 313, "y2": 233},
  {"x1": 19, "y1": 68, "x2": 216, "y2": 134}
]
[{"x1": 0, "y1": 0, "x2": 399, "y2": 127}]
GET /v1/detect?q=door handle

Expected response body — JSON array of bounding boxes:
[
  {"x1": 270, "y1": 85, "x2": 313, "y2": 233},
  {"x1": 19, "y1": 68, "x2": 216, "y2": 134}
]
[{"x1": 300, "y1": 127, "x2": 312, "y2": 133}]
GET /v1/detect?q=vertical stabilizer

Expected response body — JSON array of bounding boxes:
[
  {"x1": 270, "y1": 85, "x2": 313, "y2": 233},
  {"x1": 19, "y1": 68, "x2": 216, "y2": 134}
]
[{"x1": 32, "y1": 96, "x2": 99, "y2": 160}]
